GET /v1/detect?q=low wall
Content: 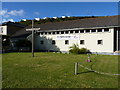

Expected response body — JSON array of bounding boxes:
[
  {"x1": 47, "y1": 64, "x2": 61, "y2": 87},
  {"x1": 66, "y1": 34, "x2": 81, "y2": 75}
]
[{"x1": 92, "y1": 52, "x2": 120, "y2": 55}]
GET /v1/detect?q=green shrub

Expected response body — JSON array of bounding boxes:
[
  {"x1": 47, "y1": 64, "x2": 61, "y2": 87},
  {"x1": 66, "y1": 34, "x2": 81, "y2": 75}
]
[
  {"x1": 69, "y1": 48, "x2": 81, "y2": 54},
  {"x1": 69, "y1": 44, "x2": 80, "y2": 54},
  {"x1": 69, "y1": 44, "x2": 90, "y2": 54},
  {"x1": 79, "y1": 48, "x2": 90, "y2": 54}
]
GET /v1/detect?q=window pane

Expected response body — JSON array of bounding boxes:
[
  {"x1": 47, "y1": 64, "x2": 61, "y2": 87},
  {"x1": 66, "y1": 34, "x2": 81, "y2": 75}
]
[
  {"x1": 65, "y1": 40, "x2": 69, "y2": 45},
  {"x1": 61, "y1": 31, "x2": 64, "y2": 34},
  {"x1": 53, "y1": 32, "x2": 56, "y2": 34},
  {"x1": 75, "y1": 30, "x2": 79, "y2": 33},
  {"x1": 37, "y1": 32, "x2": 40, "y2": 35},
  {"x1": 57, "y1": 31, "x2": 59, "y2": 34},
  {"x1": 65, "y1": 31, "x2": 69, "y2": 34},
  {"x1": 97, "y1": 29, "x2": 102, "y2": 32},
  {"x1": 80, "y1": 30, "x2": 84, "y2": 33},
  {"x1": 91, "y1": 29, "x2": 96, "y2": 32},
  {"x1": 70, "y1": 30, "x2": 74, "y2": 33},
  {"x1": 52, "y1": 40, "x2": 56, "y2": 45},
  {"x1": 85, "y1": 30, "x2": 90, "y2": 33},
  {"x1": 41, "y1": 32, "x2": 43, "y2": 35},
  {"x1": 40, "y1": 40, "x2": 44, "y2": 44},
  {"x1": 80, "y1": 40, "x2": 85, "y2": 45},
  {"x1": 48, "y1": 32, "x2": 51, "y2": 34},
  {"x1": 98, "y1": 40, "x2": 103, "y2": 45},
  {"x1": 104, "y1": 28, "x2": 109, "y2": 32}
]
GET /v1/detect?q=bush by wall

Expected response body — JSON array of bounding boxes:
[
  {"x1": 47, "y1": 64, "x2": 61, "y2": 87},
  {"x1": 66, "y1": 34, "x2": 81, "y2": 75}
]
[{"x1": 69, "y1": 44, "x2": 90, "y2": 54}]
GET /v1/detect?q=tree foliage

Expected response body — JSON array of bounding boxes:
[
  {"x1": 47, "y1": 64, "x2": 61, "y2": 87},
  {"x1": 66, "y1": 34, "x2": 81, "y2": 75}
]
[
  {"x1": 18, "y1": 16, "x2": 98, "y2": 26},
  {"x1": 2, "y1": 35, "x2": 10, "y2": 47},
  {"x1": 16, "y1": 39, "x2": 31, "y2": 48}
]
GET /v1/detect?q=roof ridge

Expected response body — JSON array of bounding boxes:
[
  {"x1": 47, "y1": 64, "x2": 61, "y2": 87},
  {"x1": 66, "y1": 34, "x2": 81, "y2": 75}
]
[{"x1": 35, "y1": 15, "x2": 118, "y2": 25}]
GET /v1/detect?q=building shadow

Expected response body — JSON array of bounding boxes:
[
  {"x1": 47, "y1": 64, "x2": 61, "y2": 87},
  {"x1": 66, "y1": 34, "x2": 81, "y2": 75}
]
[{"x1": 27, "y1": 34, "x2": 60, "y2": 52}]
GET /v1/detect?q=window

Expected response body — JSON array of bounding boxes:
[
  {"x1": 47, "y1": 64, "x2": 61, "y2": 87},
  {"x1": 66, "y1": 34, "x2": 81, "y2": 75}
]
[
  {"x1": 65, "y1": 31, "x2": 69, "y2": 34},
  {"x1": 37, "y1": 32, "x2": 40, "y2": 35},
  {"x1": 52, "y1": 40, "x2": 56, "y2": 45},
  {"x1": 41, "y1": 32, "x2": 43, "y2": 35},
  {"x1": 80, "y1": 30, "x2": 84, "y2": 33},
  {"x1": 57, "y1": 31, "x2": 59, "y2": 34},
  {"x1": 98, "y1": 40, "x2": 103, "y2": 45},
  {"x1": 70, "y1": 30, "x2": 74, "y2": 33},
  {"x1": 0, "y1": 27, "x2": 3, "y2": 33},
  {"x1": 91, "y1": 29, "x2": 96, "y2": 32},
  {"x1": 80, "y1": 40, "x2": 85, "y2": 45},
  {"x1": 85, "y1": 30, "x2": 90, "y2": 33},
  {"x1": 53, "y1": 32, "x2": 56, "y2": 35},
  {"x1": 61, "y1": 31, "x2": 64, "y2": 34},
  {"x1": 48, "y1": 32, "x2": 51, "y2": 34},
  {"x1": 104, "y1": 28, "x2": 109, "y2": 32},
  {"x1": 40, "y1": 40, "x2": 44, "y2": 44},
  {"x1": 75, "y1": 30, "x2": 79, "y2": 33},
  {"x1": 45, "y1": 32, "x2": 47, "y2": 35},
  {"x1": 97, "y1": 29, "x2": 102, "y2": 32},
  {"x1": 65, "y1": 40, "x2": 69, "y2": 45}
]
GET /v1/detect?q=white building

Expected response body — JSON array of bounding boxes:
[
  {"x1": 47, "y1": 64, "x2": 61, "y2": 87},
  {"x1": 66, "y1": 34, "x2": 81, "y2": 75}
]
[
  {"x1": 28, "y1": 15, "x2": 119, "y2": 54},
  {"x1": 0, "y1": 26, "x2": 7, "y2": 35},
  {"x1": 0, "y1": 22, "x2": 25, "y2": 36}
]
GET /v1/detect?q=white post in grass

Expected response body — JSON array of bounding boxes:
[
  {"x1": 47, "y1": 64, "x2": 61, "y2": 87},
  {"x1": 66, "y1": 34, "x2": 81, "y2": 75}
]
[
  {"x1": 75, "y1": 62, "x2": 78, "y2": 75},
  {"x1": 26, "y1": 20, "x2": 40, "y2": 57}
]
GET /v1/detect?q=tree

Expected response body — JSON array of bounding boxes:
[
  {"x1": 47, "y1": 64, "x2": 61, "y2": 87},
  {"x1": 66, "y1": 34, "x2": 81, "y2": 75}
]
[{"x1": 16, "y1": 39, "x2": 32, "y2": 51}]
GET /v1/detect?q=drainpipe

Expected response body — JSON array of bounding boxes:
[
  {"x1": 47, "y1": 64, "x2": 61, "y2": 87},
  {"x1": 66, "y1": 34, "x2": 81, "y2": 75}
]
[{"x1": 117, "y1": 29, "x2": 118, "y2": 51}]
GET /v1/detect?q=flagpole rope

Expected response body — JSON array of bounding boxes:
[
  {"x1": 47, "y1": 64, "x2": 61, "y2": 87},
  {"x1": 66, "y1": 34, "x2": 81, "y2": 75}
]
[{"x1": 79, "y1": 63, "x2": 120, "y2": 76}]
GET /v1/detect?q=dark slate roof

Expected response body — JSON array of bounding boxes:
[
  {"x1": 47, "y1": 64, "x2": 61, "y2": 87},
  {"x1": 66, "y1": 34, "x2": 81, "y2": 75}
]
[
  {"x1": 2, "y1": 22, "x2": 26, "y2": 27},
  {"x1": 37, "y1": 15, "x2": 118, "y2": 30},
  {"x1": 11, "y1": 26, "x2": 32, "y2": 38},
  {"x1": 12, "y1": 15, "x2": 118, "y2": 38}
]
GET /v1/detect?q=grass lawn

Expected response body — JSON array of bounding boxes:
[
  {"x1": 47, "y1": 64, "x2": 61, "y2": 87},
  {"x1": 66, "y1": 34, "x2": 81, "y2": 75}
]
[{"x1": 2, "y1": 52, "x2": 119, "y2": 88}]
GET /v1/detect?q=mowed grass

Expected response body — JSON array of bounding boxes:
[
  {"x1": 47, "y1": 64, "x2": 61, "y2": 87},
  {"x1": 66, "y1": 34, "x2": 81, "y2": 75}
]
[{"x1": 2, "y1": 52, "x2": 119, "y2": 88}]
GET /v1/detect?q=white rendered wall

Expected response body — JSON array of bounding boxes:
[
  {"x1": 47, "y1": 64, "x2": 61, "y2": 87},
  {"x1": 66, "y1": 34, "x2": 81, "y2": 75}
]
[
  {"x1": 35, "y1": 33, "x2": 80, "y2": 51},
  {"x1": 35, "y1": 28, "x2": 114, "y2": 52},
  {"x1": 78, "y1": 28, "x2": 114, "y2": 52},
  {"x1": 0, "y1": 26, "x2": 7, "y2": 35}
]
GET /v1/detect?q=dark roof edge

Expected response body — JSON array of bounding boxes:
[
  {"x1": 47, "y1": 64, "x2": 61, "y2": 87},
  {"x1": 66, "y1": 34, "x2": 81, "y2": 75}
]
[
  {"x1": 37, "y1": 26, "x2": 119, "y2": 32},
  {"x1": 2, "y1": 22, "x2": 26, "y2": 27}
]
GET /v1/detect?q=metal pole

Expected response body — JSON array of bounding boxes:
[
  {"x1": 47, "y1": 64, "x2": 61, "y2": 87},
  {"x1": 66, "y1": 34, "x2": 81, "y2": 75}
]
[{"x1": 32, "y1": 20, "x2": 34, "y2": 57}]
